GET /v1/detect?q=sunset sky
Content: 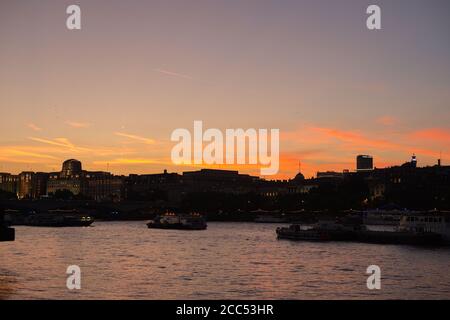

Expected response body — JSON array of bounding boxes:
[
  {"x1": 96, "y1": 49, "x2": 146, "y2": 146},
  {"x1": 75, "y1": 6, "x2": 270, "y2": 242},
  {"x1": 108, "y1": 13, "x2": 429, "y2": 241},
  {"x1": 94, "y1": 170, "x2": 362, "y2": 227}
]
[{"x1": 1, "y1": 0, "x2": 450, "y2": 179}]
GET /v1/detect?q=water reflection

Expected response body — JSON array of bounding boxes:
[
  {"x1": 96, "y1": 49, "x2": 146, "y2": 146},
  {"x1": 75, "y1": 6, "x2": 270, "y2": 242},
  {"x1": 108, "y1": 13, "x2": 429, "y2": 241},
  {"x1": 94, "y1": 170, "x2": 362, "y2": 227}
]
[
  {"x1": 0, "y1": 268, "x2": 18, "y2": 300},
  {"x1": 1, "y1": 222, "x2": 449, "y2": 299}
]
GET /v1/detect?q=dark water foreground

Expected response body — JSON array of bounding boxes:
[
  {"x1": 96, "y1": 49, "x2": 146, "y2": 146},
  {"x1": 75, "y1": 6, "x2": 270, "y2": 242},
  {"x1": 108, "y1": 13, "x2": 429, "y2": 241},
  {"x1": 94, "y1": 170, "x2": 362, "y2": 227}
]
[{"x1": 0, "y1": 221, "x2": 449, "y2": 299}]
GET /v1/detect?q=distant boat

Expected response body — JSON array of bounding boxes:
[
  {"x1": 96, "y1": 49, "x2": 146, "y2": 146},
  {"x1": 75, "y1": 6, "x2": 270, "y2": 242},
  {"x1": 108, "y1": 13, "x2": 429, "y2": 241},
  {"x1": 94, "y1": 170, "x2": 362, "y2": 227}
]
[
  {"x1": 5, "y1": 209, "x2": 94, "y2": 227},
  {"x1": 147, "y1": 212, "x2": 207, "y2": 230}
]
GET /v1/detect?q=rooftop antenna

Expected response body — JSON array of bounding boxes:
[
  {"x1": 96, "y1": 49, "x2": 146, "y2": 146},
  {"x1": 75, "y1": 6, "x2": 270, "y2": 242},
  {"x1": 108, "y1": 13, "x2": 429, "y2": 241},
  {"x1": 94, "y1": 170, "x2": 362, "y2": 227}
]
[{"x1": 298, "y1": 160, "x2": 301, "y2": 173}]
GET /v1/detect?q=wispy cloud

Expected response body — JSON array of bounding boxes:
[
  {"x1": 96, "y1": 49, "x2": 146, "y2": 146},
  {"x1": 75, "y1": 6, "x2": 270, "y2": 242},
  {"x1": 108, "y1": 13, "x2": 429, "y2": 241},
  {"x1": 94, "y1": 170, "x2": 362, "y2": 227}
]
[
  {"x1": 0, "y1": 147, "x2": 58, "y2": 161},
  {"x1": 309, "y1": 127, "x2": 400, "y2": 150},
  {"x1": 65, "y1": 121, "x2": 91, "y2": 128},
  {"x1": 29, "y1": 137, "x2": 79, "y2": 150},
  {"x1": 28, "y1": 136, "x2": 136, "y2": 157},
  {"x1": 115, "y1": 132, "x2": 156, "y2": 145},
  {"x1": 93, "y1": 158, "x2": 166, "y2": 165},
  {"x1": 376, "y1": 116, "x2": 397, "y2": 126},
  {"x1": 27, "y1": 123, "x2": 42, "y2": 131},
  {"x1": 411, "y1": 128, "x2": 450, "y2": 143},
  {"x1": 155, "y1": 68, "x2": 193, "y2": 80}
]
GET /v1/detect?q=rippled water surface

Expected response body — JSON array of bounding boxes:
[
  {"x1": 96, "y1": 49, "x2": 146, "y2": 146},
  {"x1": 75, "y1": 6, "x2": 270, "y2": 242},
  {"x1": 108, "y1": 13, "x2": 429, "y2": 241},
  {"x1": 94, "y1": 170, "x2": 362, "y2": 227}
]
[{"x1": 1, "y1": 221, "x2": 449, "y2": 299}]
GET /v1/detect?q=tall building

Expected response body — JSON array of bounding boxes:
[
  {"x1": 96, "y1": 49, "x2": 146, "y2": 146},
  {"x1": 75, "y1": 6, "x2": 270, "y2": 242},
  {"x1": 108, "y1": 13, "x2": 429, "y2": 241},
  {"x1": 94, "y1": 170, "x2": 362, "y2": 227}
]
[
  {"x1": 46, "y1": 159, "x2": 123, "y2": 201},
  {"x1": 61, "y1": 159, "x2": 82, "y2": 178},
  {"x1": 0, "y1": 173, "x2": 18, "y2": 195},
  {"x1": 17, "y1": 172, "x2": 34, "y2": 199},
  {"x1": 411, "y1": 154, "x2": 417, "y2": 168},
  {"x1": 356, "y1": 155, "x2": 374, "y2": 172},
  {"x1": 14, "y1": 172, "x2": 48, "y2": 199}
]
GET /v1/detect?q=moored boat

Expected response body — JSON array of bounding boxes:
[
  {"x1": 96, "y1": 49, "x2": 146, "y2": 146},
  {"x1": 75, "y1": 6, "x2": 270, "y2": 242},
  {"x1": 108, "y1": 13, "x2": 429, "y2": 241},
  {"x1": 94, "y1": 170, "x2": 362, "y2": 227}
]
[
  {"x1": 397, "y1": 211, "x2": 450, "y2": 244},
  {"x1": 355, "y1": 229, "x2": 442, "y2": 245},
  {"x1": 277, "y1": 213, "x2": 446, "y2": 246},
  {"x1": 147, "y1": 212, "x2": 207, "y2": 230},
  {"x1": 276, "y1": 220, "x2": 358, "y2": 242},
  {"x1": 4, "y1": 209, "x2": 94, "y2": 227},
  {"x1": 276, "y1": 224, "x2": 331, "y2": 241}
]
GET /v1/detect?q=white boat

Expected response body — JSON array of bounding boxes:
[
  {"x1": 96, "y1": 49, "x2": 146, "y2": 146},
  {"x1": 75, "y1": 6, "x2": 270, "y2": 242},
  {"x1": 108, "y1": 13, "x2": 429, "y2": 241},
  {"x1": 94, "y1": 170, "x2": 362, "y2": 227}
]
[{"x1": 398, "y1": 212, "x2": 450, "y2": 243}]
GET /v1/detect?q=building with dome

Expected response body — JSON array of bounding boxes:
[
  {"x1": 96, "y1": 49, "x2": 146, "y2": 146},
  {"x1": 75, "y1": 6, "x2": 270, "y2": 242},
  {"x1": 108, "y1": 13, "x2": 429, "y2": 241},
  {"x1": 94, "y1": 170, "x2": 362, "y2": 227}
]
[{"x1": 46, "y1": 159, "x2": 123, "y2": 201}]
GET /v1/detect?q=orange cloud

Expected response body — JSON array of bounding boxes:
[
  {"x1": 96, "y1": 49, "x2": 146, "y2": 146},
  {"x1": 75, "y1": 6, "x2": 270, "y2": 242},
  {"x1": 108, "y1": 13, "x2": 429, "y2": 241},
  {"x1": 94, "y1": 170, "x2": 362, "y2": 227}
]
[
  {"x1": 29, "y1": 137, "x2": 83, "y2": 151},
  {"x1": 27, "y1": 123, "x2": 42, "y2": 131},
  {"x1": 306, "y1": 126, "x2": 400, "y2": 151},
  {"x1": 65, "y1": 121, "x2": 91, "y2": 128},
  {"x1": 28, "y1": 137, "x2": 137, "y2": 157},
  {"x1": 0, "y1": 147, "x2": 58, "y2": 161},
  {"x1": 93, "y1": 158, "x2": 168, "y2": 166},
  {"x1": 411, "y1": 128, "x2": 450, "y2": 143}
]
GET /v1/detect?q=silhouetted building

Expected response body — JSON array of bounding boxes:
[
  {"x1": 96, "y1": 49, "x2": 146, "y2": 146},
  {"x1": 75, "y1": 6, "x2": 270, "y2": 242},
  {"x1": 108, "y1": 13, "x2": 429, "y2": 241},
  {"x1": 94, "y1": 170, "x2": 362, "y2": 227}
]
[
  {"x1": 0, "y1": 173, "x2": 18, "y2": 195},
  {"x1": 411, "y1": 154, "x2": 417, "y2": 168},
  {"x1": 17, "y1": 172, "x2": 34, "y2": 199},
  {"x1": 182, "y1": 169, "x2": 258, "y2": 194},
  {"x1": 84, "y1": 172, "x2": 123, "y2": 202},
  {"x1": 47, "y1": 172, "x2": 84, "y2": 196},
  {"x1": 400, "y1": 154, "x2": 419, "y2": 169},
  {"x1": 357, "y1": 155, "x2": 373, "y2": 172},
  {"x1": 125, "y1": 170, "x2": 181, "y2": 203},
  {"x1": 292, "y1": 171, "x2": 305, "y2": 182},
  {"x1": 1, "y1": 155, "x2": 450, "y2": 210},
  {"x1": 46, "y1": 159, "x2": 123, "y2": 201},
  {"x1": 317, "y1": 171, "x2": 344, "y2": 179},
  {"x1": 61, "y1": 159, "x2": 82, "y2": 178}
]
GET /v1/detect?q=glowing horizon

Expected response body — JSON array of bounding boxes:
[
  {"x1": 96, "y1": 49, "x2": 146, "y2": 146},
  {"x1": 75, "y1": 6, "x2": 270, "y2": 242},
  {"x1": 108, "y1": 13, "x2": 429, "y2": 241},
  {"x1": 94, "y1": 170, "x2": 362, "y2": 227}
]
[{"x1": 1, "y1": 0, "x2": 450, "y2": 179}]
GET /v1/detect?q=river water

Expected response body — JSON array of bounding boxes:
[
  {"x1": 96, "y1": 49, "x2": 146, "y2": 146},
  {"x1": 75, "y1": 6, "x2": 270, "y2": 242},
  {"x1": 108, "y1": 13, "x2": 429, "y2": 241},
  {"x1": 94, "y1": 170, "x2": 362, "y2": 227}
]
[{"x1": 1, "y1": 221, "x2": 449, "y2": 299}]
